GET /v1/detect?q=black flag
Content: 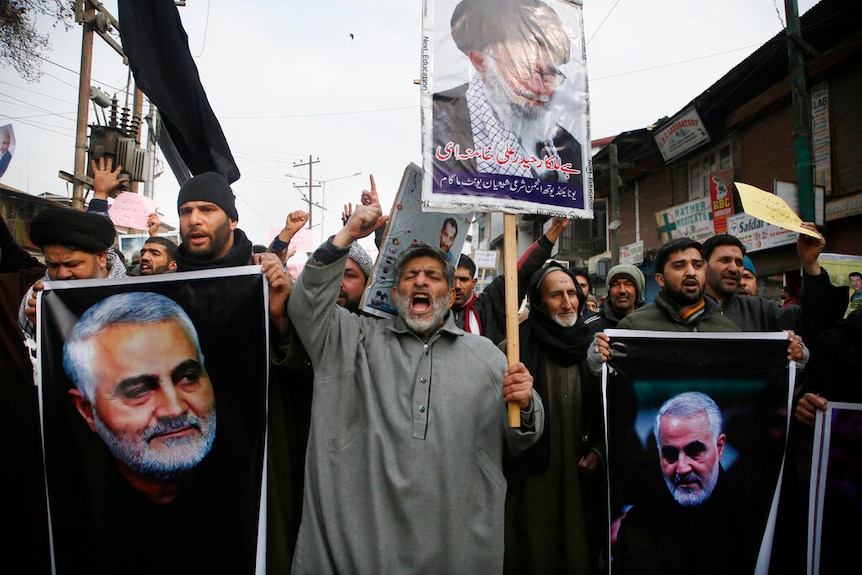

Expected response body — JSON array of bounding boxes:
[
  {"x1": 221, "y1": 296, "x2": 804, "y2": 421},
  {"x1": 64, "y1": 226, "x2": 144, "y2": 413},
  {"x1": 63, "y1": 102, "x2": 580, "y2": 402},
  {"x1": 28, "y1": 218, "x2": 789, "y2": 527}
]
[{"x1": 118, "y1": 0, "x2": 240, "y2": 185}]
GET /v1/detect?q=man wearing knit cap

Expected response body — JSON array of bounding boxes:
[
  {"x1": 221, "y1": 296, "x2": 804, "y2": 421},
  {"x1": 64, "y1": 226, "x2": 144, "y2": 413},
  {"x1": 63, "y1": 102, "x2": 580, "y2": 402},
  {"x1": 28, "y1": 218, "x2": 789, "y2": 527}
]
[
  {"x1": 338, "y1": 242, "x2": 373, "y2": 312},
  {"x1": 18, "y1": 207, "x2": 127, "y2": 338},
  {"x1": 737, "y1": 255, "x2": 758, "y2": 297},
  {"x1": 432, "y1": 0, "x2": 584, "y2": 185},
  {"x1": 586, "y1": 262, "x2": 645, "y2": 334},
  {"x1": 174, "y1": 171, "x2": 253, "y2": 271},
  {"x1": 596, "y1": 238, "x2": 739, "y2": 337}
]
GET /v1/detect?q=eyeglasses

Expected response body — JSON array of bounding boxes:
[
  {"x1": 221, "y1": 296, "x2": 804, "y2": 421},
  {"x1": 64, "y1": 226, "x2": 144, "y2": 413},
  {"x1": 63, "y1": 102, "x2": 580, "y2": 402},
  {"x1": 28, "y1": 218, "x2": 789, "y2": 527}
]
[{"x1": 489, "y1": 54, "x2": 567, "y2": 87}]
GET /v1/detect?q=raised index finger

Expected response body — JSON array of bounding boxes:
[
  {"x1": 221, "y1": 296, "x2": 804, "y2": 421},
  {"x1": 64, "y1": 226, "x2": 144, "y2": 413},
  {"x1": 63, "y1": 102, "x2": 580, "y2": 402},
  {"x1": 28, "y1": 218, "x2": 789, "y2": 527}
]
[{"x1": 365, "y1": 174, "x2": 379, "y2": 204}]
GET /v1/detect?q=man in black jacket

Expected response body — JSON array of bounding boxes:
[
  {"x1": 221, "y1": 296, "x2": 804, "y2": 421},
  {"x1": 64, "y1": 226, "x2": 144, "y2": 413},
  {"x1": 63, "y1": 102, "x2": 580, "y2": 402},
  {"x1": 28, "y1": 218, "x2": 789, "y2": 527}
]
[{"x1": 701, "y1": 227, "x2": 847, "y2": 340}]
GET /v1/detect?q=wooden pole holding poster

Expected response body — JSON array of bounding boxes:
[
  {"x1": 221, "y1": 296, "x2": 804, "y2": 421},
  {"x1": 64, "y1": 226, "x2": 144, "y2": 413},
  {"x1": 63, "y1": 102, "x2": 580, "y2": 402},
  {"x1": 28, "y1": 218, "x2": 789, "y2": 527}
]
[{"x1": 504, "y1": 213, "x2": 520, "y2": 428}]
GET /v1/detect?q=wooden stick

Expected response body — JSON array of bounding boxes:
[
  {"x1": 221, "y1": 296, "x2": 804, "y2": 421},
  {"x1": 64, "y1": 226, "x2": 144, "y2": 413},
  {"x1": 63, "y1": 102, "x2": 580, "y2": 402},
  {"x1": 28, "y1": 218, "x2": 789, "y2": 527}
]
[{"x1": 503, "y1": 213, "x2": 520, "y2": 428}]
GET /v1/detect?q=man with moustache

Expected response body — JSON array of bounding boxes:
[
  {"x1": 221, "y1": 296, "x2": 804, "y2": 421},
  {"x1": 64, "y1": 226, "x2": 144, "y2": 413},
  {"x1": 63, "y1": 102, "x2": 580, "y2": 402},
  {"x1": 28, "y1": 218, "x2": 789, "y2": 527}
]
[
  {"x1": 138, "y1": 237, "x2": 177, "y2": 275},
  {"x1": 174, "y1": 172, "x2": 254, "y2": 271},
  {"x1": 736, "y1": 256, "x2": 758, "y2": 297},
  {"x1": 503, "y1": 262, "x2": 606, "y2": 574},
  {"x1": 597, "y1": 238, "x2": 739, "y2": 335},
  {"x1": 439, "y1": 217, "x2": 459, "y2": 266},
  {"x1": 585, "y1": 263, "x2": 646, "y2": 334},
  {"x1": 433, "y1": 0, "x2": 583, "y2": 185},
  {"x1": 614, "y1": 392, "x2": 749, "y2": 575},
  {"x1": 701, "y1": 230, "x2": 846, "y2": 340},
  {"x1": 18, "y1": 207, "x2": 127, "y2": 338},
  {"x1": 59, "y1": 292, "x2": 249, "y2": 573},
  {"x1": 63, "y1": 292, "x2": 217, "y2": 503},
  {"x1": 288, "y1": 196, "x2": 544, "y2": 573}
]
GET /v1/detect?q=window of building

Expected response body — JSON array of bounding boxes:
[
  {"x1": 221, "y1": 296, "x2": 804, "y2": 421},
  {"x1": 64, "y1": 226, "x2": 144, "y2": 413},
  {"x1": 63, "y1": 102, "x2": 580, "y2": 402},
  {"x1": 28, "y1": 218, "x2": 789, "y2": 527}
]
[{"x1": 687, "y1": 144, "x2": 732, "y2": 201}]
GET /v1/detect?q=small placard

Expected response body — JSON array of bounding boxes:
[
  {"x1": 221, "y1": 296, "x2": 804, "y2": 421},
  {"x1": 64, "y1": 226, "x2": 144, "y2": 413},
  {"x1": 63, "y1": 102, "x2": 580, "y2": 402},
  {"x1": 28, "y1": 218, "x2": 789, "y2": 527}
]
[
  {"x1": 473, "y1": 249, "x2": 497, "y2": 269},
  {"x1": 108, "y1": 192, "x2": 157, "y2": 230}
]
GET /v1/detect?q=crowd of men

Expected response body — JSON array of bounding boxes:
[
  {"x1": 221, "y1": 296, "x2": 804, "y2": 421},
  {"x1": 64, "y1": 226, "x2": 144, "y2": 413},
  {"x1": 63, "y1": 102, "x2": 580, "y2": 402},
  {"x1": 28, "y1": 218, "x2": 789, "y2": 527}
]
[
  {"x1": 3, "y1": 0, "x2": 855, "y2": 569},
  {"x1": 3, "y1": 151, "x2": 854, "y2": 574}
]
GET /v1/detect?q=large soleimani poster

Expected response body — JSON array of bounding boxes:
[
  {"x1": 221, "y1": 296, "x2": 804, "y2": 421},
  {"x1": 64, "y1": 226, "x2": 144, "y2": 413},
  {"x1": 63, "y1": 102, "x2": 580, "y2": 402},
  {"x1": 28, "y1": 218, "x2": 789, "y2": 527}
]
[
  {"x1": 421, "y1": 0, "x2": 592, "y2": 219},
  {"x1": 603, "y1": 331, "x2": 792, "y2": 575},
  {"x1": 37, "y1": 268, "x2": 268, "y2": 574}
]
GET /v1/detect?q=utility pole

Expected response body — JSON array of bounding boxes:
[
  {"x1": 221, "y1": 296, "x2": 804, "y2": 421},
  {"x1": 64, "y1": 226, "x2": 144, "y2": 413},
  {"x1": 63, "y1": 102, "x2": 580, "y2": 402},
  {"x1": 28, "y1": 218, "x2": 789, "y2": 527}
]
[
  {"x1": 143, "y1": 103, "x2": 159, "y2": 200},
  {"x1": 595, "y1": 144, "x2": 631, "y2": 266},
  {"x1": 608, "y1": 144, "x2": 621, "y2": 266},
  {"x1": 293, "y1": 155, "x2": 320, "y2": 229},
  {"x1": 784, "y1": 0, "x2": 815, "y2": 221},
  {"x1": 72, "y1": 1, "x2": 96, "y2": 210},
  {"x1": 67, "y1": 0, "x2": 131, "y2": 208}
]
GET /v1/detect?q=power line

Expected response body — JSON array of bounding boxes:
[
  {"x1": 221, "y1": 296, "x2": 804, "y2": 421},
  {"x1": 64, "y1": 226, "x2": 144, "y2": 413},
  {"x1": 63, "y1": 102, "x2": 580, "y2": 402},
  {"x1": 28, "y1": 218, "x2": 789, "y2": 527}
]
[
  {"x1": 0, "y1": 94, "x2": 76, "y2": 122},
  {"x1": 191, "y1": 0, "x2": 213, "y2": 58},
  {"x1": 586, "y1": 0, "x2": 624, "y2": 47},
  {"x1": 0, "y1": 79, "x2": 77, "y2": 105},
  {"x1": 591, "y1": 43, "x2": 762, "y2": 81},
  {"x1": 0, "y1": 114, "x2": 74, "y2": 138},
  {"x1": 220, "y1": 104, "x2": 416, "y2": 120}
]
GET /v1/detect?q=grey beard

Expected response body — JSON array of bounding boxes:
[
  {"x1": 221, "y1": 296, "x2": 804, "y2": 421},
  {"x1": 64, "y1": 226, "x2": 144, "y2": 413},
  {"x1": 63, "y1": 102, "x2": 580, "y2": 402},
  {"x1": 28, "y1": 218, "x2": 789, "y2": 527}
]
[
  {"x1": 93, "y1": 409, "x2": 216, "y2": 482},
  {"x1": 396, "y1": 293, "x2": 449, "y2": 338},
  {"x1": 483, "y1": 58, "x2": 553, "y2": 143}
]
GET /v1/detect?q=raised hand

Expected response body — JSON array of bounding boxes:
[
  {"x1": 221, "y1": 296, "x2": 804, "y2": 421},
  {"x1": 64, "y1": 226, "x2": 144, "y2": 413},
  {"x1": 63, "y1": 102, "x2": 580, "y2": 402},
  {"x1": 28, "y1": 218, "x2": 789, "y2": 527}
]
[{"x1": 91, "y1": 157, "x2": 129, "y2": 199}]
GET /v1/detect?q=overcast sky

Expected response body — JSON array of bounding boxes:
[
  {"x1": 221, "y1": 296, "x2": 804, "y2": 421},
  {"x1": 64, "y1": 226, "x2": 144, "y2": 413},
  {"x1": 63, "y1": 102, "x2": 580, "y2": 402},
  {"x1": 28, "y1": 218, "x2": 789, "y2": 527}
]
[{"x1": 0, "y1": 0, "x2": 820, "y2": 249}]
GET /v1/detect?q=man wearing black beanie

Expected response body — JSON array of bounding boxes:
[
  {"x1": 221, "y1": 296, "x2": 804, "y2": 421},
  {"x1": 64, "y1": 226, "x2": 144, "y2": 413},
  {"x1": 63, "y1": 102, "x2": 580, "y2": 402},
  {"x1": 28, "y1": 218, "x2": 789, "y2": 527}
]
[{"x1": 174, "y1": 171, "x2": 253, "y2": 271}]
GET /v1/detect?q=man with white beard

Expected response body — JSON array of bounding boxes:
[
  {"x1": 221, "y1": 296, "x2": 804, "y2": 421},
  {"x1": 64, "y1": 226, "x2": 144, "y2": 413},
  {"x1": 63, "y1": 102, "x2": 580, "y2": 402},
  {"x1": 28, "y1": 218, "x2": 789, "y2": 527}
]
[
  {"x1": 653, "y1": 392, "x2": 725, "y2": 507},
  {"x1": 287, "y1": 193, "x2": 544, "y2": 573},
  {"x1": 614, "y1": 392, "x2": 749, "y2": 575},
  {"x1": 502, "y1": 262, "x2": 607, "y2": 574},
  {"x1": 63, "y1": 292, "x2": 217, "y2": 498},
  {"x1": 59, "y1": 291, "x2": 253, "y2": 573},
  {"x1": 432, "y1": 0, "x2": 583, "y2": 184}
]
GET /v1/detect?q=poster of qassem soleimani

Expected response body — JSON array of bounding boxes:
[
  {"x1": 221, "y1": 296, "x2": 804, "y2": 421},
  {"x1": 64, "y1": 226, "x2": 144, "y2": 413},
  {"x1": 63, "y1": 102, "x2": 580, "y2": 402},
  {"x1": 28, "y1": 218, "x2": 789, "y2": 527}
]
[
  {"x1": 37, "y1": 267, "x2": 267, "y2": 575},
  {"x1": 603, "y1": 330, "x2": 793, "y2": 575}
]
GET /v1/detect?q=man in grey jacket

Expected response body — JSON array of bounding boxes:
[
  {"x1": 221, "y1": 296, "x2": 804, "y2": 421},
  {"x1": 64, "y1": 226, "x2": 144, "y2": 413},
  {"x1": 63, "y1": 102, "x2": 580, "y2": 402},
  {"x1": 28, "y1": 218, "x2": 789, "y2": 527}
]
[
  {"x1": 701, "y1": 227, "x2": 847, "y2": 340},
  {"x1": 288, "y1": 194, "x2": 544, "y2": 574}
]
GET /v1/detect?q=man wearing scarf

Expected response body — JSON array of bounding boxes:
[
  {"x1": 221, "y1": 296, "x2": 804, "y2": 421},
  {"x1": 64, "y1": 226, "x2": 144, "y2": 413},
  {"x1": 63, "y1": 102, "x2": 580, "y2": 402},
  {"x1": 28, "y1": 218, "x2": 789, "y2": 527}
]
[
  {"x1": 612, "y1": 238, "x2": 739, "y2": 333},
  {"x1": 451, "y1": 217, "x2": 569, "y2": 344},
  {"x1": 588, "y1": 240, "x2": 743, "y2": 575},
  {"x1": 503, "y1": 261, "x2": 606, "y2": 575},
  {"x1": 174, "y1": 172, "x2": 253, "y2": 271}
]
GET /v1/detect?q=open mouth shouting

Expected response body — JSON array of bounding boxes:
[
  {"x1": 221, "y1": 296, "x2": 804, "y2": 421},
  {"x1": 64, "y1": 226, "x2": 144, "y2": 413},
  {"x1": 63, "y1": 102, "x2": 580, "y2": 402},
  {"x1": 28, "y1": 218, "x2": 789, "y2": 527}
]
[{"x1": 408, "y1": 290, "x2": 433, "y2": 318}]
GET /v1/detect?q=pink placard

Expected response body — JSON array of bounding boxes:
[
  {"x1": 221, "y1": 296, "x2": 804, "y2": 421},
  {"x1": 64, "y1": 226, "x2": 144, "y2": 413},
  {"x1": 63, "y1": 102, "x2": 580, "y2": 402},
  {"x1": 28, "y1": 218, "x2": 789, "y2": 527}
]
[
  {"x1": 290, "y1": 228, "x2": 314, "y2": 254},
  {"x1": 108, "y1": 192, "x2": 157, "y2": 230}
]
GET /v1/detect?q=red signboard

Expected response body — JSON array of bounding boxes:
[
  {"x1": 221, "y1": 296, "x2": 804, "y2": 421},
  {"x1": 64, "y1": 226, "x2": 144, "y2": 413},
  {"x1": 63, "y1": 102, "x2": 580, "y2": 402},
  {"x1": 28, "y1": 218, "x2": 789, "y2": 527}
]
[{"x1": 709, "y1": 169, "x2": 735, "y2": 234}]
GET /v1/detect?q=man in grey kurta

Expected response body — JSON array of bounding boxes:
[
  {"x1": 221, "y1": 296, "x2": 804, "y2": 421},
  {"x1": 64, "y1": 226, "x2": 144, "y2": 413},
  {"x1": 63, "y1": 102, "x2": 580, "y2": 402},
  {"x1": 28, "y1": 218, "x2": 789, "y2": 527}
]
[{"x1": 288, "y1": 197, "x2": 544, "y2": 574}]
